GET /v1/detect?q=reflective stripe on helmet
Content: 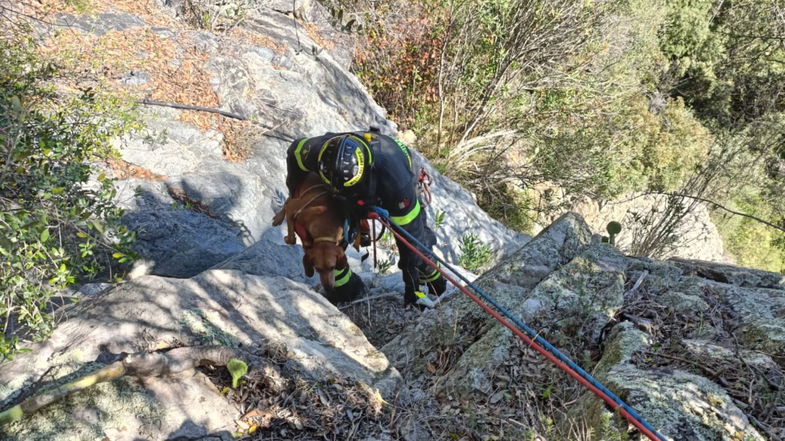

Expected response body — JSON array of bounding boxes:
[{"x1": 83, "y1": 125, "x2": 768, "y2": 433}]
[
  {"x1": 344, "y1": 144, "x2": 365, "y2": 187},
  {"x1": 391, "y1": 199, "x2": 421, "y2": 226},
  {"x1": 318, "y1": 138, "x2": 337, "y2": 185},
  {"x1": 317, "y1": 135, "x2": 373, "y2": 188},
  {"x1": 294, "y1": 138, "x2": 309, "y2": 171},
  {"x1": 334, "y1": 267, "x2": 352, "y2": 287}
]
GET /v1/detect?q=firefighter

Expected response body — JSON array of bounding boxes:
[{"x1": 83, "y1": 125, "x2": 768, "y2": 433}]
[{"x1": 285, "y1": 130, "x2": 446, "y2": 306}]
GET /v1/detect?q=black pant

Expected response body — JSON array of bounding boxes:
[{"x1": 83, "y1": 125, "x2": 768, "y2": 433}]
[{"x1": 395, "y1": 204, "x2": 438, "y2": 305}]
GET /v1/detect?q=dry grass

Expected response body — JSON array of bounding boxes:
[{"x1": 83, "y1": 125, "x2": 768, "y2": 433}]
[
  {"x1": 342, "y1": 294, "x2": 566, "y2": 440},
  {"x1": 301, "y1": 21, "x2": 334, "y2": 51},
  {"x1": 106, "y1": 158, "x2": 168, "y2": 181},
  {"x1": 623, "y1": 282, "x2": 785, "y2": 440},
  {"x1": 342, "y1": 295, "x2": 419, "y2": 348},
  {"x1": 228, "y1": 25, "x2": 287, "y2": 55},
  {"x1": 9, "y1": 0, "x2": 286, "y2": 162},
  {"x1": 200, "y1": 342, "x2": 392, "y2": 440}
]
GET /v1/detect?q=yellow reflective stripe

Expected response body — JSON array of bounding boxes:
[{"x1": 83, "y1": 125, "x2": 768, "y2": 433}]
[
  {"x1": 294, "y1": 139, "x2": 309, "y2": 171},
  {"x1": 363, "y1": 136, "x2": 373, "y2": 164},
  {"x1": 420, "y1": 268, "x2": 441, "y2": 283},
  {"x1": 317, "y1": 140, "x2": 331, "y2": 183},
  {"x1": 414, "y1": 290, "x2": 427, "y2": 299},
  {"x1": 344, "y1": 144, "x2": 365, "y2": 187},
  {"x1": 391, "y1": 199, "x2": 420, "y2": 226},
  {"x1": 334, "y1": 268, "x2": 352, "y2": 287}
]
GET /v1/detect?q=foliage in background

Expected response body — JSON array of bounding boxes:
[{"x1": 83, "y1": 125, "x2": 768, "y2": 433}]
[
  {"x1": 353, "y1": 1, "x2": 439, "y2": 130},
  {"x1": 0, "y1": 34, "x2": 139, "y2": 360},
  {"x1": 348, "y1": 0, "x2": 785, "y2": 271}
]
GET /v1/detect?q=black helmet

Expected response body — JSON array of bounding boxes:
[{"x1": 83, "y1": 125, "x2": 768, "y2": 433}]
[{"x1": 318, "y1": 134, "x2": 372, "y2": 191}]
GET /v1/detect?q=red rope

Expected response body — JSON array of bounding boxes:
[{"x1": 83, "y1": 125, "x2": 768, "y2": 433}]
[{"x1": 376, "y1": 216, "x2": 664, "y2": 441}]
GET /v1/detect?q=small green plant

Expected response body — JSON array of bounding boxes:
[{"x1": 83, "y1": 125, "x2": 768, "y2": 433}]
[
  {"x1": 376, "y1": 257, "x2": 394, "y2": 274},
  {"x1": 227, "y1": 358, "x2": 248, "y2": 388},
  {"x1": 458, "y1": 233, "x2": 492, "y2": 272},
  {"x1": 434, "y1": 209, "x2": 446, "y2": 229}
]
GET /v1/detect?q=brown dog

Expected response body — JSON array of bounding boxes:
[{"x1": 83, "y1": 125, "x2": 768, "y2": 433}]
[{"x1": 272, "y1": 173, "x2": 347, "y2": 291}]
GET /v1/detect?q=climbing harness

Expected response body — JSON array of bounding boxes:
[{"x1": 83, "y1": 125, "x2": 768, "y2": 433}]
[
  {"x1": 291, "y1": 184, "x2": 330, "y2": 222},
  {"x1": 367, "y1": 206, "x2": 667, "y2": 441},
  {"x1": 417, "y1": 167, "x2": 432, "y2": 206}
]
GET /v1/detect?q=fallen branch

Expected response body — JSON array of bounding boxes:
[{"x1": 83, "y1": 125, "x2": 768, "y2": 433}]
[
  {"x1": 339, "y1": 293, "x2": 401, "y2": 309},
  {"x1": 138, "y1": 99, "x2": 247, "y2": 120},
  {"x1": 0, "y1": 345, "x2": 244, "y2": 425},
  {"x1": 623, "y1": 270, "x2": 648, "y2": 298}
]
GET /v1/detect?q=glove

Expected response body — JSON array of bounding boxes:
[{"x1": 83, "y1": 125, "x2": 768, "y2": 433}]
[
  {"x1": 325, "y1": 273, "x2": 367, "y2": 304},
  {"x1": 427, "y1": 274, "x2": 447, "y2": 296}
]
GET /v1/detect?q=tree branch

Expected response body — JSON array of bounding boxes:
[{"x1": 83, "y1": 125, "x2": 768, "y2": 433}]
[
  {"x1": 138, "y1": 99, "x2": 247, "y2": 120},
  {"x1": 658, "y1": 192, "x2": 785, "y2": 233},
  {"x1": 0, "y1": 345, "x2": 253, "y2": 425}
]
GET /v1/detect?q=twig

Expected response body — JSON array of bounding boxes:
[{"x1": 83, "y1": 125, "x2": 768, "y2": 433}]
[
  {"x1": 650, "y1": 351, "x2": 729, "y2": 386},
  {"x1": 0, "y1": 4, "x2": 57, "y2": 27},
  {"x1": 339, "y1": 292, "x2": 400, "y2": 309},
  {"x1": 138, "y1": 99, "x2": 247, "y2": 120},
  {"x1": 623, "y1": 270, "x2": 648, "y2": 298},
  {"x1": 292, "y1": 0, "x2": 302, "y2": 53}
]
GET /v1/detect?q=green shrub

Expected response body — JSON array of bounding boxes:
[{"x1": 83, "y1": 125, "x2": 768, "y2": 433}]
[
  {"x1": 0, "y1": 35, "x2": 139, "y2": 360},
  {"x1": 458, "y1": 233, "x2": 492, "y2": 272}
]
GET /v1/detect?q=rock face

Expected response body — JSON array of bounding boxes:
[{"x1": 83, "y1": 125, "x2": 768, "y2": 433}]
[
  {"x1": 2, "y1": 1, "x2": 783, "y2": 441},
  {"x1": 0, "y1": 270, "x2": 399, "y2": 441},
  {"x1": 99, "y1": 0, "x2": 526, "y2": 280},
  {"x1": 566, "y1": 193, "x2": 731, "y2": 263},
  {"x1": 382, "y1": 213, "x2": 783, "y2": 441}
]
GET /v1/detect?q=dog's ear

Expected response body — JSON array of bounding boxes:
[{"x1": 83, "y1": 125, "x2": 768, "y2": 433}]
[
  {"x1": 302, "y1": 253, "x2": 314, "y2": 277},
  {"x1": 336, "y1": 247, "x2": 348, "y2": 270}
]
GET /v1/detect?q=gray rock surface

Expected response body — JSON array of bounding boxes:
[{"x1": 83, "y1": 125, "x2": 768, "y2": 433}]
[
  {"x1": 578, "y1": 323, "x2": 766, "y2": 441},
  {"x1": 382, "y1": 212, "x2": 784, "y2": 441},
  {"x1": 0, "y1": 270, "x2": 399, "y2": 441},
  {"x1": 104, "y1": 1, "x2": 524, "y2": 278},
  {"x1": 565, "y1": 193, "x2": 730, "y2": 263},
  {"x1": 382, "y1": 213, "x2": 593, "y2": 396}
]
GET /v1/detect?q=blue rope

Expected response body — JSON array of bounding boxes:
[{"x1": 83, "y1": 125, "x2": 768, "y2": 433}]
[{"x1": 370, "y1": 206, "x2": 666, "y2": 441}]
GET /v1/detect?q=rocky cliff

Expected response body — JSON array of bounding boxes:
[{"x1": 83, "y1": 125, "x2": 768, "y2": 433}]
[{"x1": 1, "y1": 1, "x2": 783, "y2": 441}]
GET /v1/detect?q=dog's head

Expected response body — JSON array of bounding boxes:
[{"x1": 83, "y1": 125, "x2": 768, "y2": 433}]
[{"x1": 302, "y1": 241, "x2": 348, "y2": 290}]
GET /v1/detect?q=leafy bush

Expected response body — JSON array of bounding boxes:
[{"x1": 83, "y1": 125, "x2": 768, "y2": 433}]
[
  {"x1": 353, "y1": 1, "x2": 441, "y2": 130},
  {"x1": 458, "y1": 233, "x2": 492, "y2": 272},
  {"x1": 0, "y1": 35, "x2": 139, "y2": 359},
  {"x1": 351, "y1": 0, "x2": 784, "y2": 272}
]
